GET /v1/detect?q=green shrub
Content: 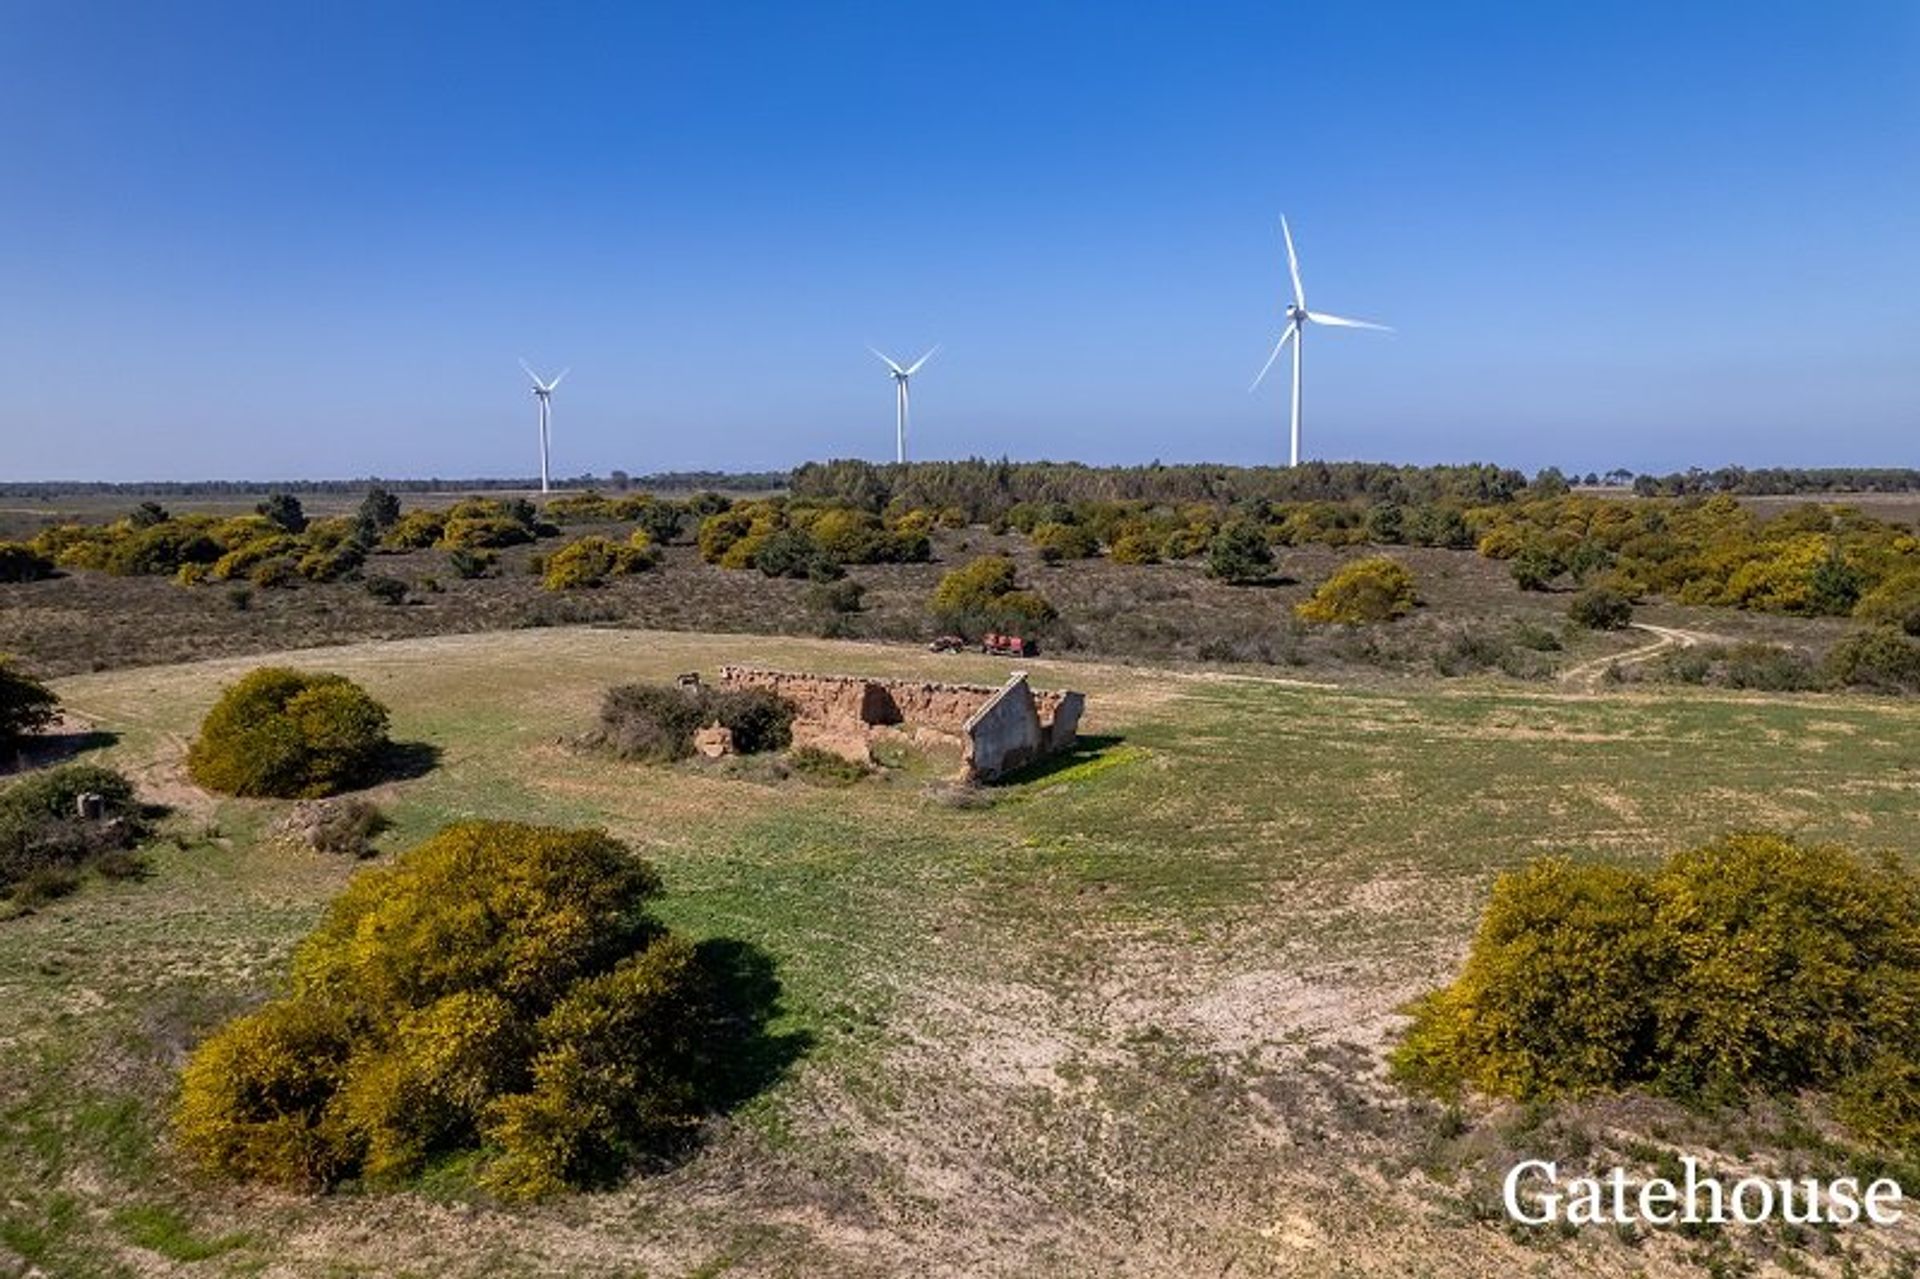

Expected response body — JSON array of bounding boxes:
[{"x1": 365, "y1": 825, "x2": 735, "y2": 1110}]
[
  {"x1": 1568, "y1": 586, "x2": 1633, "y2": 631},
  {"x1": 297, "y1": 541, "x2": 366, "y2": 583},
  {"x1": 1855, "y1": 570, "x2": 1920, "y2": 636},
  {"x1": 596, "y1": 684, "x2": 795, "y2": 763},
  {"x1": 0, "y1": 659, "x2": 59, "y2": 751},
  {"x1": 381, "y1": 510, "x2": 447, "y2": 550},
  {"x1": 1295, "y1": 557, "x2": 1418, "y2": 625},
  {"x1": 175, "y1": 821, "x2": 725, "y2": 1196},
  {"x1": 363, "y1": 576, "x2": 409, "y2": 605},
  {"x1": 932, "y1": 555, "x2": 1017, "y2": 615},
  {"x1": 1393, "y1": 833, "x2": 1920, "y2": 1139},
  {"x1": 1392, "y1": 859, "x2": 1665, "y2": 1098},
  {"x1": 1108, "y1": 531, "x2": 1163, "y2": 565},
  {"x1": 1205, "y1": 521, "x2": 1274, "y2": 583},
  {"x1": 0, "y1": 543, "x2": 56, "y2": 583},
  {"x1": 805, "y1": 579, "x2": 866, "y2": 615},
  {"x1": 787, "y1": 746, "x2": 867, "y2": 786},
  {"x1": 1651, "y1": 833, "x2": 1920, "y2": 1099},
  {"x1": 1660, "y1": 641, "x2": 1822, "y2": 692},
  {"x1": 175, "y1": 996, "x2": 360, "y2": 1188},
  {"x1": 257, "y1": 493, "x2": 308, "y2": 534},
  {"x1": 1823, "y1": 627, "x2": 1920, "y2": 693},
  {"x1": 930, "y1": 556, "x2": 1058, "y2": 636},
  {"x1": 448, "y1": 547, "x2": 496, "y2": 579},
  {"x1": 752, "y1": 528, "x2": 833, "y2": 580},
  {"x1": 541, "y1": 535, "x2": 657, "y2": 591},
  {"x1": 0, "y1": 763, "x2": 148, "y2": 897},
  {"x1": 441, "y1": 515, "x2": 534, "y2": 551},
  {"x1": 186, "y1": 668, "x2": 392, "y2": 798},
  {"x1": 1030, "y1": 521, "x2": 1099, "y2": 563},
  {"x1": 1508, "y1": 542, "x2": 1564, "y2": 592}
]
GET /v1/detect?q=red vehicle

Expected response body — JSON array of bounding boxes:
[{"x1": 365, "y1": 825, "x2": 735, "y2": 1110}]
[{"x1": 980, "y1": 632, "x2": 1036, "y2": 657}]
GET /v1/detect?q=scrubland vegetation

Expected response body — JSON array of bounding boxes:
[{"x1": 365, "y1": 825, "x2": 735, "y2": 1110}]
[
  {"x1": 176, "y1": 820, "x2": 744, "y2": 1199},
  {"x1": 7, "y1": 465, "x2": 1920, "y2": 1272},
  {"x1": 1396, "y1": 833, "x2": 1920, "y2": 1148},
  {"x1": 3, "y1": 628, "x2": 1918, "y2": 1277},
  {"x1": 7, "y1": 463, "x2": 1920, "y2": 700}
]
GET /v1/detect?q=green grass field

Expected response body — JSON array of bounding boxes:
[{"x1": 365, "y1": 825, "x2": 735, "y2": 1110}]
[{"x1": 6, "y1": 627, "x2": 1920, "y2": 1276}]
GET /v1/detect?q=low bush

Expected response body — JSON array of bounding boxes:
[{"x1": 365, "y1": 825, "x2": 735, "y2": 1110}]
[
  {"x1": 788, "y1": 746, "x2": 867, "y2": 785},
  {"x1": 0, "y1": 543, "x2": 56, "y2": 583},
  {"x1": 1656, "y1": 641, "x2": 1822, "y2": 691},
  {"x1": 174, "y1": 821, "x2": 730, "y2": 1197},
  {"x1": 1568, "y1": 586, "x2": 1633, "y2": 631},
  {"x1": 381, "y1": 510, "x2": 447, "y2": 550},
  {"x1": 1392, "y1": 832, "x2": 1920, "y2": 1139},
  {"x1": 1855, "y1": 569, "x2": 1920, "y2": 636},
  {"x1": 1295, "y1": 557, "x2": 1418, "y2": 625},
  {"x1": 805, "y1": 579, "x2": 866, "y2": 615},
  {"x1": 596, "y1": 683, "x2": 795, "y2": 763},
  {"x1": 929, "y1": 556, "x2": 1058, "y2": 637},
  {"x1": 363, "y1": 576, "x2": 409, "y2": 605},
  {"x1": 0, "y1": 763, "x2": 150, "y2": 901},
  {"x1": 448, "y1": 547, "x2": 496, "y2": 579},
  {"x1": 1823, "y1": 627, "x2": 1920, "y2": 693},
  {"x1": 752, "y1": 529, "x2": 838, "y2": 580},
  {"x1": 1206, "y1": 521, "x2": 1274, "y2": 584},
  {"x1": 542, "y1": 535, "x2": 658, "y2": 591},
  {"x1": 1030, "y1": 521, "x2": 1099, "y2": 563},
  {"x1": 186, "y1": 668, "x2": 393, "y2": 798},
  {"x1": 1, "y1": 659, "x2": 59, "y2": 751}
]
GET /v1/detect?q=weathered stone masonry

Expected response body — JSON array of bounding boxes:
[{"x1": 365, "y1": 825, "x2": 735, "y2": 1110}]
[{"x1": 717, "y1": 665, "x2": 1084, "y2": 782}]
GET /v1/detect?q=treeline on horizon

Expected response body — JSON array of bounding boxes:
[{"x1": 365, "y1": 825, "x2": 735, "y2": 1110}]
[
  {"x1": 5, "y1": 461, "x2": 1919, "y2": 505},
  {"x1": 0, "y1": 471, "x2": 790, "y2": 499}
]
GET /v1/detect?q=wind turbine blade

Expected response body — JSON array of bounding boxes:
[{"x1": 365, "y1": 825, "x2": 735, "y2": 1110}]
[
  {"x1": 1306, "y1": 312, "x2": 1393, "y2": 332},
  {"x1": 868, "y1": 346, "x2": 906, "y2": 375},
  {"x1": 1281, "y1": 215, "x2": 1305, "y2": 309},
  {"x1": 1249, "y1": 323, "x2": 1297, "y2": 392},
  {"x1": 518, "y1": 358, "x2": 543, "y2": 386},
  {"x1": 904, "y1": 344, "x2": 940, "y2": 376},
  {"x1": 548, "y1": 367, "x2": 570, "y2": 389}
]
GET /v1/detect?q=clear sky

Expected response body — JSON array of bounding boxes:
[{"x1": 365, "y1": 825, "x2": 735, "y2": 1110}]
[{"x1": 3, "y1": 1, "x2": 1916, "y2": 481}]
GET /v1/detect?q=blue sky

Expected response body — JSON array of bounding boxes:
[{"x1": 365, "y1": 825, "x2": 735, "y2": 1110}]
[{"x1": 2, "y1": 1, "x2": 1915, "y2": 481}]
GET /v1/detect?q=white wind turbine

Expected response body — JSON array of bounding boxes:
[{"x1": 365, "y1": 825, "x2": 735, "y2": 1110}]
[
  {"x1": 1250, "y1": 216, "x2": 1392, "y2": 467},
  {"x1": 869, "y1": 345, "x2": 939, "y2": 463},
  {"x1": 518, "y1": 359, "x2": 569, "y2": 493}
]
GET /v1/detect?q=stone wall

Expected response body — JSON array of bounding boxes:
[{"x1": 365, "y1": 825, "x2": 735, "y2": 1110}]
[{"x1": 717, "y1": 664, "x2": 1083, "y2": 781}]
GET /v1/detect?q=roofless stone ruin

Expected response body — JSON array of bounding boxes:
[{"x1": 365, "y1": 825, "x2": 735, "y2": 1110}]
[{"x1": 716, "y1": 665, "x2": 1084, "y2": 782}]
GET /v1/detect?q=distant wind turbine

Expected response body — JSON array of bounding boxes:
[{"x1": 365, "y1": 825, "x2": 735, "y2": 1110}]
[
  {"x1": 869, "y1": 345, "x2": 939, "y2": 464},
  {"x1": 518, "y1": 359, "x2": 569, "y2": 493},
  {"x1": 1250, "y1": 216, "x2": 1392, "y2": 467}
]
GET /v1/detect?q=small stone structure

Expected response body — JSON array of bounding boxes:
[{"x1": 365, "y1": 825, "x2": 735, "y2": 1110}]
[{"x1": 718, "y1": 665, "x2": 1084, "y2": 782}]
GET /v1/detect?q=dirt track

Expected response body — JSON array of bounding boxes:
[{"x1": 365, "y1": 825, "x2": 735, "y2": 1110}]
[{"x1": 1559, "y1": 623, "x2": 1721, "y2": 691}]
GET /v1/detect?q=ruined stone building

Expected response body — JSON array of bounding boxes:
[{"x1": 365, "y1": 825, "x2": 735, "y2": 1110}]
[{"x1": 717, "y1": 665, "x2": 1084, "y2": 782}]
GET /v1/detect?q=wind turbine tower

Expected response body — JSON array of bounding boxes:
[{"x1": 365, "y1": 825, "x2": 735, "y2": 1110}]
[
  {"x1": 519, "y1": 359, "x2": 569, "y2": 493},
  {"x1": 1250, "y1": 216, "x2": 1392, "y2": 467},
  {"x1": 869, "y1": 345, "x2": 939, "y2": 463}
]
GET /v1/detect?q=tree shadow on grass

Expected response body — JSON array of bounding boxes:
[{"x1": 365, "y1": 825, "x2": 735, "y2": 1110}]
[
  {"x1": 2, "y1": 727, "x2": 121, "y2": 778},
  {"x1": 691, "y1": 937, "x2": 814, "y2": 1114},
  {"x1": 995, "y1": 733, "x2": 1128, "y2": 786},
  {"x1": 377, "y1": 740, "x2": 442, "y2": 784}
]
